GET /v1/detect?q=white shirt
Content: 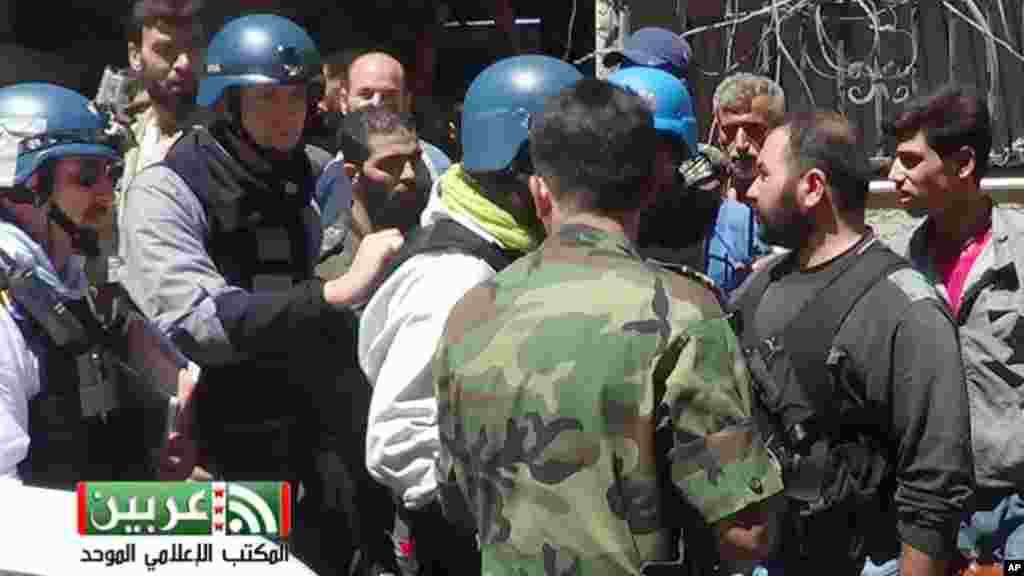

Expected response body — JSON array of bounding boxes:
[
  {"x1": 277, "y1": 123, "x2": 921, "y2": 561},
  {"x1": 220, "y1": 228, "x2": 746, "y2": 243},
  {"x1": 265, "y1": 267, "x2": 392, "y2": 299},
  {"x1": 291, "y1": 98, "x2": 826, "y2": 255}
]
[
  {"x1": 136, "y1": 114, "x2": 180, "y2": 174},
  {"x1": 0, "y1": 296, "x2": 41, "y2": 481},
  {"x1": 0, "y1": 229, "x2": 87, "y2": 481},
  {"x1": 359, "y1": 178, "x2": 501, "y2": 510}
]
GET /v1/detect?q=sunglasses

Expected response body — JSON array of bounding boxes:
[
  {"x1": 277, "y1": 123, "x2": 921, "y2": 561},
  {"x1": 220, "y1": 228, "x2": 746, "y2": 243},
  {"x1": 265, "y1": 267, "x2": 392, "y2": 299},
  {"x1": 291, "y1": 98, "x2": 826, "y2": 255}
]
[{"x1": 75, "y1": 158, "x2": 123, "y2": 188}]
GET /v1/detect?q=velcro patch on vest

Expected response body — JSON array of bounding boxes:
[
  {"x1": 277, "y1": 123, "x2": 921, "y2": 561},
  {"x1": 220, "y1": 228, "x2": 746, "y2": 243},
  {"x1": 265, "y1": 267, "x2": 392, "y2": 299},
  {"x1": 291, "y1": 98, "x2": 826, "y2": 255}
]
[
  {"x1": 256, "y1": 228, "x2": 293, "y2": 263},
  {"x1": 252, "y1": 274, "x2": 294, "y2": 292}
]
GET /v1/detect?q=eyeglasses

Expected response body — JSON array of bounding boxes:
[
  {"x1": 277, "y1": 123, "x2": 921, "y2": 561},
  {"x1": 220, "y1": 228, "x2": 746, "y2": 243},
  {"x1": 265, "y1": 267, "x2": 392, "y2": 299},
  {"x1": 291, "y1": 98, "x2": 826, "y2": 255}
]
[{"x1": 75, "y1": 158, "x2": 123, "y2": 188}]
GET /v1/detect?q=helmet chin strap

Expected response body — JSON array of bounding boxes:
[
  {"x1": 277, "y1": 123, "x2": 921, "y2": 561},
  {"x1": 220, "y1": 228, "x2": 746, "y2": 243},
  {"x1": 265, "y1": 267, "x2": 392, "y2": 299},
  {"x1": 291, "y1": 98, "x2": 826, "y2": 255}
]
[{"x1": 46, "y1": 202, "x2": 100, "y2": 259}]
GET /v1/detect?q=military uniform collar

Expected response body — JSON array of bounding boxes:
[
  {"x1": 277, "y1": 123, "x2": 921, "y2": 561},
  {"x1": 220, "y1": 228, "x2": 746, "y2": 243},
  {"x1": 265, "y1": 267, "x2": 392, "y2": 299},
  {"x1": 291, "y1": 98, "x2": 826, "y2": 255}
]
[{"x1": 554, "y1": 222, "x2": 638, "y2": 257}]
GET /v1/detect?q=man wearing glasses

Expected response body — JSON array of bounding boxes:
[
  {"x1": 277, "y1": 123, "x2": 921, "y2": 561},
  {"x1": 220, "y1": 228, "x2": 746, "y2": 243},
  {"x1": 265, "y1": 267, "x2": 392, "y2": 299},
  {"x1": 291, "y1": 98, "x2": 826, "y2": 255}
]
[{"x1": 0, "y1": 83, "x2": 198, "y2": 486}]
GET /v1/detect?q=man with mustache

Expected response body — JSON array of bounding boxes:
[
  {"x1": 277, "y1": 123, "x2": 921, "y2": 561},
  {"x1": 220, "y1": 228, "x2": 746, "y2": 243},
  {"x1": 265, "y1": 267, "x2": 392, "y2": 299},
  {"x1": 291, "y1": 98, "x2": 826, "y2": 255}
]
[
  {"x1": 732, "y1": 110, "x2": 974, "y2": 576},
  {"x1": 316, "y1": 106, "x2": 422, "y2": 280},
  {"x1": 686, "y1": 73, "x2": 787, "y2": 295},
  {"x1": 714, "y1": 73, "x2": 785, "y2": 204}
]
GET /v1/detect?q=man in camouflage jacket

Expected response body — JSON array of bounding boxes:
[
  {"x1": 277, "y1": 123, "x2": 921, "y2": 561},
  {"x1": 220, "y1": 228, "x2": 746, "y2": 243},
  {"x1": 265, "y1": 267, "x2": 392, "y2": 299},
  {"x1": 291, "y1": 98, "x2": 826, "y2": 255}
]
[{"x1": 432, "y1": 78, "x2": 783, "y2": 576}]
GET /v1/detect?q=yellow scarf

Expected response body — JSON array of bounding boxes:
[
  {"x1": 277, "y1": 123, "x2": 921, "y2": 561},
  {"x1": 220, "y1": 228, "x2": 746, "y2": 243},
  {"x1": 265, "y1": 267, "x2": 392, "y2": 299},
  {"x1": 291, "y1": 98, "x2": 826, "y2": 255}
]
[{"x1": 438, "y1": 163, "x2": 540, "y2": 252}]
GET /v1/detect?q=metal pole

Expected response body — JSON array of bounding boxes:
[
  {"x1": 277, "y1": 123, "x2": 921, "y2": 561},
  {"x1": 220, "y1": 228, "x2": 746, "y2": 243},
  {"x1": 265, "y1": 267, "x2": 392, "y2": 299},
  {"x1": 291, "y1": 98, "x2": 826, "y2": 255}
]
[{"x1": 870, "y1": 177, "x2": 1024, "y2": 206}]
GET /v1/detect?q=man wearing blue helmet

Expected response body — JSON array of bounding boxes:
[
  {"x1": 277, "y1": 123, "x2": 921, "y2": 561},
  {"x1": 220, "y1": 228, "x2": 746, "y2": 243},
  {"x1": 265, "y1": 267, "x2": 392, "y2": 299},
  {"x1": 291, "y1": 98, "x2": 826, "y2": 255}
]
[
  {"x1": 359, "y1": 54, "x2": 583, "y2": 576},
  {"x1": 116, "y1": 14, "x2": 403, "y2": 576},
  {"x1": 604, "y1": 68, "x2": 725, "y2": 285},
  {"x1": 0, "y1": 83, "x2": 200, "y2": 488}
]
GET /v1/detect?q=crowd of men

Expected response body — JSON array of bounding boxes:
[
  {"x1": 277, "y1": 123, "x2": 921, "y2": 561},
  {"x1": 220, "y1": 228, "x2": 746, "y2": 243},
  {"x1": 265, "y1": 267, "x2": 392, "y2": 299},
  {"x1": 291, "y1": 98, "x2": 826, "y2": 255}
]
[{"x1": 1, "y1": 1, "x2": 1023, "y2": 576}]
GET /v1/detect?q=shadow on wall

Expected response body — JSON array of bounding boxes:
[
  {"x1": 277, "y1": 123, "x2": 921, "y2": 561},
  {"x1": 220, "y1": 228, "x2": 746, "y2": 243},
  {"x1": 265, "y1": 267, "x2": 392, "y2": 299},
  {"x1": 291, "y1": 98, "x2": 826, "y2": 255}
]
[{"x1": 0, "y1": 44, "x2": 93, "y2": 92}]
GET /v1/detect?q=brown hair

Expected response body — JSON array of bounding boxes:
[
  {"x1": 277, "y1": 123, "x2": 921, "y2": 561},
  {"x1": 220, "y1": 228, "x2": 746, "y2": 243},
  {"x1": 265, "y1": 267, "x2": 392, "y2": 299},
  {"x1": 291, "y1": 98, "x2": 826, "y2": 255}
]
[
  {"x1": 127, "y1": 0, "x2": 204, "y2": 43},
  {"x1": 886, "y1": 83, "x2": 992, "y2": 182},
  {"x1": 783, "y1": 110, "x2": 870, "y2": 214}
]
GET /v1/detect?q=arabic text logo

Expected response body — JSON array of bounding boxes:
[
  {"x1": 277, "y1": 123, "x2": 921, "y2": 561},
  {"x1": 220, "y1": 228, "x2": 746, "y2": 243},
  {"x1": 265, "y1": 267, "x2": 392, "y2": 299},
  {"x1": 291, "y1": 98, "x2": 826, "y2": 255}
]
[
  {"x1": 214, "y1": 481, "x2": 291, "y2": 537},
  {"x1": 77, "y1": 481, "x2": 291, "y2": 537}
]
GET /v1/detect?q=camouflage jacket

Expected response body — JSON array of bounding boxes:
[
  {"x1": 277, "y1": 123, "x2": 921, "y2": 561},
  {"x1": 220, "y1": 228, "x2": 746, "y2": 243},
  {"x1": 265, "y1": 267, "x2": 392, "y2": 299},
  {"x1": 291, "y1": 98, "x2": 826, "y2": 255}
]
[{"x1": 432, "y1": 223, "x2": 783, "y2": 576}]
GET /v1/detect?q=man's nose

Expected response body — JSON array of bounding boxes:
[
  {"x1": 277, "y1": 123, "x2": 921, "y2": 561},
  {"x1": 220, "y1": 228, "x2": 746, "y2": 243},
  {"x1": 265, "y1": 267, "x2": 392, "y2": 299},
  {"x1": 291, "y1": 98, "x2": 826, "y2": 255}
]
[
  {"x1": 735, "y1": 127, "x2": 750, "y2": 150},
  {"x1": 173, "y1": 51, "x2": 195, "y2": 77},
  {"x1": 745, "y1": 178, "x2": 760, "y2": 200},
  {"x1": 399, "y1": 159, "x2": 417, "y2": 184},
  {"x1": 888, "y1": 159, "x2": 904, "y2": 183}
]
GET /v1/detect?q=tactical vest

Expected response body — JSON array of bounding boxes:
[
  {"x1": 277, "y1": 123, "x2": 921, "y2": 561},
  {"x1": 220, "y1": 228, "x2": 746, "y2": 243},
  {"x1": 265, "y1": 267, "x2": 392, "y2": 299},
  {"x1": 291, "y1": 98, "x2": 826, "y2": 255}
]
[
  {"x1": 158, "y1": 130, "x2": 323, "y2": 472},
  {"x1": 9, "y1": 273, "x2": 152, "y2": 490},
  {"x1": 731, "y1": 239, "x2": 908, "y2": 571},
  {"x1": 161, "y1": 131, "x2": 319, "y2": 295}
]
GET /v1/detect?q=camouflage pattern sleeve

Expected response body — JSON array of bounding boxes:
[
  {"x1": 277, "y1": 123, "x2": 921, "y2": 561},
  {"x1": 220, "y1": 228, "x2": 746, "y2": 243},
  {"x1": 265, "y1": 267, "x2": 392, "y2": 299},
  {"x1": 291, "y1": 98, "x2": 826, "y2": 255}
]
[
  {"x1": 432, "y1": 326, "x2": 479, "y2": 536},
  {"x1": 659, "y1": 297, "x2": 784, "y2": 525}
]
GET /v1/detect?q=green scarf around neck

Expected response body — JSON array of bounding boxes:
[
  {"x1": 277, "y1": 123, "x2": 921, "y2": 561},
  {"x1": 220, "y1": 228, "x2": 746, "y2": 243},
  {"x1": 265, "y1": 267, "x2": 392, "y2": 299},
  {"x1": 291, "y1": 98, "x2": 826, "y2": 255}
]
[{"x1": 438, "y1": 163, "x2": 540, "y2": 252}]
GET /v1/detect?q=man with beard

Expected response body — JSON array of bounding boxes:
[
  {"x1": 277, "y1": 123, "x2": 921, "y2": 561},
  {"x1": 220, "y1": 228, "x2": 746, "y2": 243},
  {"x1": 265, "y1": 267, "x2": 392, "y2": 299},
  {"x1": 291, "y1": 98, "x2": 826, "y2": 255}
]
[
  {"x1": 315, "y1": 51, "x2": 450, "y2": 240},
  {"x1": 0, "y1": 82, "x2": 198, "y2": 486},
  {"x1": 117, "y1": 14, "x2": 404, "y2": 575},
  {"x1": 119, "y1": 0, "x2": 203, "y2": 198},
  {"x1": 731, "y1": 111, "x2": 974, "y2": 576},
  {"x1": 316, "y1": 106, "x2": 422, "y2": 280}
]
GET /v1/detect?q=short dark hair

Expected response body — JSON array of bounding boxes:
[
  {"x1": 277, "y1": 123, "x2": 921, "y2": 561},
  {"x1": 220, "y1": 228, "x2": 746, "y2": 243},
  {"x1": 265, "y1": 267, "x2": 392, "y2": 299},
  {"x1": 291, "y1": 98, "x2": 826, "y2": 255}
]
[
  {"x1": 128, "y1": 0, "x2": 203, "y2": 43},
  {"x1": 528, "y1": 78, "x2": 657, "y2": 214},
  {"x1": 782, "y1": 110, "x2": 871, "y2": 214},
  {"x1": 886, "y1": 83, "x2": 992, "y2": 182},
  {"x1": 338, "y1": 105, "x2": 417, "y2": 165}
]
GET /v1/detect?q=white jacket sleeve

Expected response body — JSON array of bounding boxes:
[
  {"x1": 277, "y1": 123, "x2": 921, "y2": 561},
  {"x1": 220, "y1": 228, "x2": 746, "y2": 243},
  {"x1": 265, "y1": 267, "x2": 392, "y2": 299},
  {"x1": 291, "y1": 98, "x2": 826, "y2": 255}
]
[
  {"x1": 360, "y1": 253, "x2": 495, "y2": 510},
  {"x1": 0, "y1": 305, "x2": 41, "y2": 482}
]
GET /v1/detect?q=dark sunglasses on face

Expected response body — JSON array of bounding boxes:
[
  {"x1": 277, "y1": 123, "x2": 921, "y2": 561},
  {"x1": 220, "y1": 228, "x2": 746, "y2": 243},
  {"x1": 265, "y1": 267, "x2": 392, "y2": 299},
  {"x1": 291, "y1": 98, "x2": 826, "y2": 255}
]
[{"x1": 75, "y1": 158, "x2": 123, "y2": 188}]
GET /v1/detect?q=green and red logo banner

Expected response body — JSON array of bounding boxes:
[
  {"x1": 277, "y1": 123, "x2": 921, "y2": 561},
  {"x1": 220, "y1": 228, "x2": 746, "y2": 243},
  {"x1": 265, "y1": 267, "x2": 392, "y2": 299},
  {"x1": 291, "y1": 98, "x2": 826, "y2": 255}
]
[{"x1": 77, "y1": 482, "x2": 290, "y2": 538}]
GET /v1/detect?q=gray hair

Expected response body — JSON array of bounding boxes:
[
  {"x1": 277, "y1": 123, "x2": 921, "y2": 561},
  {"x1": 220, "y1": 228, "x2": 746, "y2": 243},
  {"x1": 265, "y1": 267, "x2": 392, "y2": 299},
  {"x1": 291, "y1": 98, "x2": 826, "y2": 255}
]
[{"x1": 712, "y1": 73, "x2": 786, "y2": 124}]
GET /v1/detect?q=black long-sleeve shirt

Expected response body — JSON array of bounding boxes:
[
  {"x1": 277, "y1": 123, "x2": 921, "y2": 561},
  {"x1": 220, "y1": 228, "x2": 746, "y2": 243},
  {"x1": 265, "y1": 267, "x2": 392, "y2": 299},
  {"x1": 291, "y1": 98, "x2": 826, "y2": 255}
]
[{"x1": 731, "y1": 235, "x2": 975, "y2": 563}]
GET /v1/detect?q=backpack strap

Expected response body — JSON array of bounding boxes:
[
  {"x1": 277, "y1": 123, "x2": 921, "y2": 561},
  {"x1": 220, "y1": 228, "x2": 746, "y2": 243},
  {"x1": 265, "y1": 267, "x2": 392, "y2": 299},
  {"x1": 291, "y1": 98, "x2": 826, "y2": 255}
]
[
  {"x1": 381, "y1": 219, "x2": 523, "y2": 284},
  {"x1": 780, "y1": 240, "x2": 908, "y2": 432}
]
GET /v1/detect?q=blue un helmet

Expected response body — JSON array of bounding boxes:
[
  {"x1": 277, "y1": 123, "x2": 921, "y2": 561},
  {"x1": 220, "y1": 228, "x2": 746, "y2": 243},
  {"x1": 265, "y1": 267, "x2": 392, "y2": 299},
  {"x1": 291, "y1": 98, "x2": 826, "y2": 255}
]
[
  {"x1": 197, "y1": 14, "x2": 321, "y2": 107},
  {"x1": 462, "y1": 55, "x2": 583, "y2": 173},
  {"x1": 606, "y1": 67, "x2": 697, "y2": 158},
  {"x1": 0, "y1": 83, "x2": 120, "y2": 191}
]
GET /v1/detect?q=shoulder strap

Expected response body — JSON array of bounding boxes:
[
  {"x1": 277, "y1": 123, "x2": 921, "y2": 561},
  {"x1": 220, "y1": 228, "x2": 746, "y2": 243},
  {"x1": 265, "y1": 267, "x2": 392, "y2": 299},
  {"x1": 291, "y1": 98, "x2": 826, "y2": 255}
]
[
  {"x1": 381, "y1": 219, "x2": 523, "y2": 284},
  {"x1": 732, "y1": 251, "x2": 792, "y2": 348},
  {"x1": 781, "y1": 241, "x2": 908, "y2": 404}
]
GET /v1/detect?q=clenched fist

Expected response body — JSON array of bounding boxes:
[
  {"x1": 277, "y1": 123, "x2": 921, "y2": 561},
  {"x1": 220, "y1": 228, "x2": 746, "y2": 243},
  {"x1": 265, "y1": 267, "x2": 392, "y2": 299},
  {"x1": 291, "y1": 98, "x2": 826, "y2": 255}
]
[{"x1": 324, "y1": 228, "x2": 405, "y2": 307}]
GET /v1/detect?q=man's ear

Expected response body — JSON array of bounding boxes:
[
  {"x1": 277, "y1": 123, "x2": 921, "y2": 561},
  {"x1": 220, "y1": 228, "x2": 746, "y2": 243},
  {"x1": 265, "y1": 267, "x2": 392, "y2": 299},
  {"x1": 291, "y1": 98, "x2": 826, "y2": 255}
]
[
  {"x1": 955, "y1": 145, "x2": 977, "y2": 181},
  {"x1": 338, "y1": 84, "x2": 351, "y2": 115},
  {"x1": 800, "y1": 169, "x2": 828, "y2": 211},
  {"x1": 529, "y1": 174, "x2": 552, "y2": 222},
  {"x1": 129, "y1": 42, "x2": 143, "y2": 72}
]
